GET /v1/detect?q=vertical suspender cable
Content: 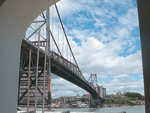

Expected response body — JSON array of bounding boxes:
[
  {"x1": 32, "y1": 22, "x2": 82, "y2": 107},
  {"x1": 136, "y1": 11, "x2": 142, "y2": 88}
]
[
  {"x1": 64, "y1": 38, "x2": 66, "y2": 58},
  {"x1": 66, "y1": 43, "x2": 68, "y2": 60},
  {"x1": 35, "y1": 19, "x2": 37, "y2": 41},
  {"x1": 58, "y1": 19, "x2": 59, "y2": 53},
  {"x1": 49, "y1": 7, "x2": 51, "y2": 50},
  {"x1": 49, "y1": 30, "x2": 62, "y2": 57},
  {"x1": 51, "y1": 7, "x2": 53, "y2": 51},
  {"x1": 34, "y1": 27, "x2": 41, "y2": 113},
  {"x1": 55, "y1": 4, "x2": 79, "y2": 67},
  {"x1": 70, "y1": 50, "x2": 71, "y2": 63},
  {"x1": 27, "y1": 48, "x2": 32, "y2": 113},
  {"x1": 62, "y1": 33, "x2": 64, "y2": 57},
  {"x1": 42, "y1": 20, "x2": 46, "y2": 40}
]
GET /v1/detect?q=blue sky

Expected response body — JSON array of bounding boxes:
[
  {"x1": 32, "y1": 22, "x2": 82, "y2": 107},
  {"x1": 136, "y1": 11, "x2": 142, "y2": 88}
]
[
  {"x1": 27, "y1": 0, "x2": 144, "y2": 98},
  {"x1": 50, "y1": 0, "x2": 144, "y2": 97}
]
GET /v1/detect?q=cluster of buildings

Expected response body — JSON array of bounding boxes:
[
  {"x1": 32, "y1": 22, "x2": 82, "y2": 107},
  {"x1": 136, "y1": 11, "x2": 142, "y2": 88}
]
[
  {"x1": 131, "y1": 100, "x2": 145, "y2": 105},
  {"x1": 106, "y1": 91, "x2": 128, "y2": 98},
  {"x1": 51, "y1": 86, "x2": 107, "y2": 108},
  {"x1": 51, "y1": 94, "x2": 91, "y2": 108}
]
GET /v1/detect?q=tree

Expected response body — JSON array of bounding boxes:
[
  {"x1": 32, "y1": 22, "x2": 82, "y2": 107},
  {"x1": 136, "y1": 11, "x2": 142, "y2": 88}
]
[{"x1": 125, "y1": 92, "x2": 145, "y2": 100}]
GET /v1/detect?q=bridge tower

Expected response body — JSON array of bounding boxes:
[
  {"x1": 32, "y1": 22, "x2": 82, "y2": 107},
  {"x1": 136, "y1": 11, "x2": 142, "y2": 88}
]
[
  {"x1": 46, "y1": 8, "x2": 52, "y2": 110},
  {"x1": 18, "y1": 7, "x2": 53, "y2": 111},
  {"x1": 18, "y1": 3, "x2": 102, "y2": 111},
  {"x1": 88, "y1": 74, "x2": 98, "y2": 91},
  {"x1": 88, "y1": 74, "x2": 99, "y2": 108}
]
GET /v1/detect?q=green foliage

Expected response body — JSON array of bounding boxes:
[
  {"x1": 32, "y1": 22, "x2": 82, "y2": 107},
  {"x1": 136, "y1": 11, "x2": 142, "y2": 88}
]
[
  {"x1": 104, "y1": 92, "x2": 144, "y2": 106},
  {"x1": 125, "y1": 92, "x2": 145, "y2": 100},
  {"x1": 104, "y1": 98, "x2": 135, "y2": 106},
  {"x1": 66, "y1": 100, "x2": 76, "y2": 104},
  {"x1": 80, "y1": 98, "x2": 89, "y2": 102}
]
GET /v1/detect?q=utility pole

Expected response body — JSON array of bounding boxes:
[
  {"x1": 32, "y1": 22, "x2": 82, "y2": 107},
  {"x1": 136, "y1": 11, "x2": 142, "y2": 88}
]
[{"x1": 46, "y1": 8, "x2": 51, "y2": 110}]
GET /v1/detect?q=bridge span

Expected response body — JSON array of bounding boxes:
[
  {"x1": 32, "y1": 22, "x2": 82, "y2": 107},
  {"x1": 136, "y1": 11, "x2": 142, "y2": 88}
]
[
  {"x1": 17, "y1": 4, "x2": 102, "y2": 108},
  {"x1": 0, "y1": 0, "x2": 150, "y2": 113},
  {"x1": 18, "y1": 39, "x2": 100, "y2": 106}
]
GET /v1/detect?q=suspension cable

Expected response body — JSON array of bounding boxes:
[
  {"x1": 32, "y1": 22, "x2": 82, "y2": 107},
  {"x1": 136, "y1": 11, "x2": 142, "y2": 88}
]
[
  {"x1": 49, "y1": 7, "x2": 51, "y2": 51},
  {"x1": 49, "y1": 30, "x2": 62, "y2": 57},
  {"x1": 55, "y1": 4, "x2": 79, "y2": 67},
  {"x1": 52, "y1": 5, "x2": 54, "y2": 51},
  {"x1": 58, "y1": 19, "x2": 60, "y2": 48},
  {"x1": 35, "y1": 19, "x2": 37, "y2": 41},
  {"x1": 62, "y1": 32, "x2": 64, "y2": 56}
]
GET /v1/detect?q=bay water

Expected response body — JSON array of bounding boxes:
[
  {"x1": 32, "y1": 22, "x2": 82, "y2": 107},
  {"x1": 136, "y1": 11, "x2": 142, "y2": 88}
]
[{"x1": 18, "y1": 106, "x2": 145, "y2": 113}]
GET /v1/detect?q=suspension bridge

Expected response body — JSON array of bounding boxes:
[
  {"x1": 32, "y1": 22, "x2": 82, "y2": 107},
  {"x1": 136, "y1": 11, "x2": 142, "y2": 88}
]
[
  {"x1": 1, "y1": 0, "x2": 149, "y2": 113},
  {"x1": 17, "y1": 4, "x2": 102, "y2": 112}
]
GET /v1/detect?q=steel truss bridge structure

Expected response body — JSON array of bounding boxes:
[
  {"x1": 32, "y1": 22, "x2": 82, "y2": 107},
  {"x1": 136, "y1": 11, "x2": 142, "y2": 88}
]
[
  {"x1": 18, "y1": 4, "x2": 102, "y2": 109},
  {"x1": 1, "y1": 0, "x2": 150, "y2": 113}
]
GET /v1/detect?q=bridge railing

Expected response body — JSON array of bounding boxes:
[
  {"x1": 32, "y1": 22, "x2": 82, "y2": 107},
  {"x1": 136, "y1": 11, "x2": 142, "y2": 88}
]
[
  {"x1": 50, "y1": 51, "x2": 97, "y2": 93},
  {"x1": 51, "y1": 51, "x2": 82, "y2": 76}
]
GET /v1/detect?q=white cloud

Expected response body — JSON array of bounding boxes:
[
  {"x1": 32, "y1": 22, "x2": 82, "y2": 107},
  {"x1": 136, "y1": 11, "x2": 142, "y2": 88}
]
[
  {"x1": 127, "y1": 45, "x2": 136, "y2": 53},
  {"x1": 26, "y1": 0, "x2": 144, "y2": 97},
  {"x1": 55, "y1": 0, "x2": 143, "y2": 96},
  {"x1": 119, "y1": 8, "x2": 139, "y2": 30},
  {"x1": 69, "y1": 36, "x2": 142, "y2": 76},
  {"x1": 94, "y1": 19, "x2": 106, "y2": 28},
  {"x1": 101, "y1": 78, "x2": 144, "y2": 95},
  {"x1": 113, "y1": 74, "x2": 130, "y2": 78},
  {"x1": 56, "y1": 0, "x2": 97, "y2": 18},
  {"x1": 51, "y1": 77, "x2": 87, "y2": 98}
]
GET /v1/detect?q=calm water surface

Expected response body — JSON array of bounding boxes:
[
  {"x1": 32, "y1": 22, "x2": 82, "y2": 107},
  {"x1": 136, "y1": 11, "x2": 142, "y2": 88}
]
[
  {"x1": 54, "y1": 106, "x2": 145, "y2": 113},
  {"x1": 19, "y1": 106, "x2": 145, "y2": 113}
]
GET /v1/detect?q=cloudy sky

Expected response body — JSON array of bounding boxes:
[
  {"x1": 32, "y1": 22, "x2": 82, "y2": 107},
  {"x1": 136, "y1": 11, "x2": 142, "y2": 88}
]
[
  {"x1": 27, "y1": 0, "x2": 144, "y2": 98},
  {"x1": 47, "y1": 0, "x2": 144, "y2": 98}
]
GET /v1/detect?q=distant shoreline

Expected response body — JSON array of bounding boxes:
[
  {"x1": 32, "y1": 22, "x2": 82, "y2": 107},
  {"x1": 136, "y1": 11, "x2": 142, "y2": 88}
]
[{"x1": 104, "y1": 105, "x2": 145, "y2": 108}]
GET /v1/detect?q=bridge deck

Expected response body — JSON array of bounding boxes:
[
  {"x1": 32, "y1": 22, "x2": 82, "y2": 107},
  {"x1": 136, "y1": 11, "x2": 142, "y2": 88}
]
[{"x1": 18, "y1": 39, "x2": 100, "y2": 105}]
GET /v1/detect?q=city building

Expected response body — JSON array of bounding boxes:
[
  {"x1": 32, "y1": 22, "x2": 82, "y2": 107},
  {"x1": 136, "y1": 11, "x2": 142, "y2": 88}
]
[
  {"x1": 103, "y1": 87, "x2": 106, "y2": 97},
  {"x1": 51, "y1": 103, "x2": 60, "y2": 108},
  {"x1": 82, "y1": 94, "x2": 91, "y2": 99},
  {"x1": 98, "y1": 86, "x2": 106, "y2": 98},
  {"x1": 115, "y1": 91, "x2": 122, "y2": 96}
]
